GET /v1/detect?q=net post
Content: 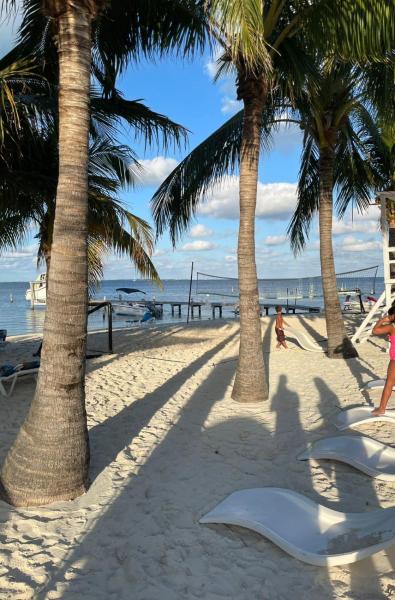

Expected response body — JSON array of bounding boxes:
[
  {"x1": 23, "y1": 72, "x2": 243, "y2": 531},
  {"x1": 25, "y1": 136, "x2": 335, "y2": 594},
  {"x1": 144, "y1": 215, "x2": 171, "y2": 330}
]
[
  {"x1": 187, "y1": 262, "x2": 194, "y2": 324},
  {"x1": 108, "y1": 302, "x2": 113, "y2": 353}
]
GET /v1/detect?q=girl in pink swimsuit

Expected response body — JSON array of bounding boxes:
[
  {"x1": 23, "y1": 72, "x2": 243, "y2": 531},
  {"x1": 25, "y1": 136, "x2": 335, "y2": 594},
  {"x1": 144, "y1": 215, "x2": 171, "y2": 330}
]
[{"x1": 372, "y1": 306, "x2": 395, "y2": 415}]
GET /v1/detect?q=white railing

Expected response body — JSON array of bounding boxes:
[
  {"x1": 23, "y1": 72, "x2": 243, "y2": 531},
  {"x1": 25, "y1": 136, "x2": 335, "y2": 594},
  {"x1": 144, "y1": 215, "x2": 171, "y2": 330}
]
[{"x1": 351, "y1": 290, "x2": 387, "y2": 344}]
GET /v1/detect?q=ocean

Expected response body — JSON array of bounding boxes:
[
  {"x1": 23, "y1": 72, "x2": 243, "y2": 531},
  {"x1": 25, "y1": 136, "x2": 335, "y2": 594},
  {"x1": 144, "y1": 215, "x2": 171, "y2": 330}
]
[{"x1": 0, "y1": 275, "x2": 384, "y2": 337}]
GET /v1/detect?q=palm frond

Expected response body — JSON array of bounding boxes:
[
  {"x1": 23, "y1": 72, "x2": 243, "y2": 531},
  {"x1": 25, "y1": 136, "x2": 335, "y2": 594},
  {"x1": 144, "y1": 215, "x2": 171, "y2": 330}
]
[
  {"x1": 288, "y1": 131, "x2": 320, "y2": 254},
  {"x1": 0, "y1": 57, "x2": 41, "y2": 144},
  {"x1": 302, "y1": 0, "x2": 395, "y2": 61},
  {"x1": 207, "y1": 0, "x2": 271, "y2": 75},
  {"x1": 90, "y1": 89, "x2": 188, "y2": 152},
  {"x1": 335, "y1": 108, "x2": 392, "y2": 217},
  {"x1": 94, "y1": 0, "x2": 208, "y2": 85},
  {"x1": 152, "y1": 109, "x2": 244, "y2": 244},
  {"x1": 361, "y1": 56, "x2": 395, "y2": 126}
]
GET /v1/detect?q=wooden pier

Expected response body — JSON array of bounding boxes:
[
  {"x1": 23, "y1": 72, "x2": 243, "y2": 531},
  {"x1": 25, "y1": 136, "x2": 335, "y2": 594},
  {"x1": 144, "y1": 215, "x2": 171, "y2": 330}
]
[
  {"x1": 260, "y1": 303, "x2": 320, "y2": 316},
  {"x1": 135, "y1": 299, "x2": 320, "y2": 318}
]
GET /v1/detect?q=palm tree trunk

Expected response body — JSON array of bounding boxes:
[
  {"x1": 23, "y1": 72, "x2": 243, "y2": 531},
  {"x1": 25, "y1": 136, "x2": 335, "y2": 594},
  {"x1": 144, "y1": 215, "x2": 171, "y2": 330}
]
[
  {"x1": 232, "y1": 77, "x2": 268, "y2": 402},
  {"x1": 0, "y1": 4, "x2": 92, "y2": 506},
  {"x1": 319, "y1": 147, "x2": 358, "y2": 359}
]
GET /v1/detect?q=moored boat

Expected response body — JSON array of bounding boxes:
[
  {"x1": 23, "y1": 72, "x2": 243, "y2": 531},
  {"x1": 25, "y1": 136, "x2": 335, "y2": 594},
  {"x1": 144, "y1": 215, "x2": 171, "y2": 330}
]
[
  {"x1": 25, "y1": 273, "x2": 46, "y2": 306},
  {"x1": 112, "y1": 287, "x2": 162, "y2": 320}
]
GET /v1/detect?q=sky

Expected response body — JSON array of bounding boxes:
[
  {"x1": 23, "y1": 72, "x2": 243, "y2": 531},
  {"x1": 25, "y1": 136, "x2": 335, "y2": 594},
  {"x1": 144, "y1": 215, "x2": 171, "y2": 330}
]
[{"x1": 0, "y1": 7, "x2": 384, "y2": 282}]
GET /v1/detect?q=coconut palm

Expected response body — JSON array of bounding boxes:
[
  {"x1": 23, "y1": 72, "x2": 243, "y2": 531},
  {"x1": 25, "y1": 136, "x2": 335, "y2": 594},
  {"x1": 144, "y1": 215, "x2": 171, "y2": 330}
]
[
  {"x1": 0, "y1": 0, "x2": 207, "y2": 507},
  {"x1": 0, "y1": 69, "x2": 189, "y2": 285},
  {"x1": 154, "y1": 1, "x2": 394, "y2": 402},
  {"x1": 365, "y1": 58, "x2": 395, "y2": 284},
  {"x1": 288, "y1": 62, "x2": 391, "y2": 357},
  {"x1": 0, "y1": 128, "x2": 159, "y2": 285}
]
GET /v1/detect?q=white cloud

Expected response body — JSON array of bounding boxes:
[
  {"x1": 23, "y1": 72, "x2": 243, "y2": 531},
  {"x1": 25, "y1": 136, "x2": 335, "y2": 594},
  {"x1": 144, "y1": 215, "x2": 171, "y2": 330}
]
[
  {"x1": 221, "y1": 96, "x2": 242, "y2": 115},
  {"x1": 152, "y1": 248, "x2": 166, "y2": 257},
  {"x1": 225, "y1": 254, "x2": 237, "y2": 262},
  {"x1": 136, "y1": 156, "x2": 179, "y2": 187},
  {"x1": 205, "y1": 59, "x2": 218, "y2": 79},
  {"x1": 180, "y1": 240, "x2": 216, "y2": 252},
  {"x1": 339, "y1": 235, "x2": 381, "y2": 253},
  {"x1": 204, "y1": 46, "x2": 225, "y2": 79},
  {"x1": 199, "y1": 176, "x2": 298, "y2": 220},
  {"x1": 351, "y1": 205, "x2": 381, "y2": 221},
  {"x1": 332, "y1": 218, "x2": 379, "y2": 236},
  {"x1": 189, "y1": 224, "x2": 213, "y2": 238},
  {"x1": 263, "y1": 235, "x2": 287, "y2": 246}
]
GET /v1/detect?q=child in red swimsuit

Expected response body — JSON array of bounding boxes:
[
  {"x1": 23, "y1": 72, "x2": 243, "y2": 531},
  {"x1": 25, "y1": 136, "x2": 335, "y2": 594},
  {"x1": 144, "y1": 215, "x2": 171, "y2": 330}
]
[
  {"x1": 275, "y1": 305, "x2": 288, "y2": 350},
  {"x1": 371, "y1": 306, "x2": 395, "y2": 415}
]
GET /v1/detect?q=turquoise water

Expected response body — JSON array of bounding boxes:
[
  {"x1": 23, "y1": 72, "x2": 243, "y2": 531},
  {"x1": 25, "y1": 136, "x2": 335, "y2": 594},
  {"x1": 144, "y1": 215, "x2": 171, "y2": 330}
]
[{"x1": 0, "y1": 276, "x2": 383, "y2": 337}]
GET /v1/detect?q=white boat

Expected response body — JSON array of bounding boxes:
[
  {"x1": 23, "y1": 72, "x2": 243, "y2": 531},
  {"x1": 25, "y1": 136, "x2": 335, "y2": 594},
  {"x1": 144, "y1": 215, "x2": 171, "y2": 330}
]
[
  {"x1": 26, "y1": 273, "x2": 46, "y2": 306},
  {"x1": 112, "y1": 301, "x2": 148, "y2": 317},
  {"x1": 112, "y1": 287, "x2": 161, "y2": 321}
]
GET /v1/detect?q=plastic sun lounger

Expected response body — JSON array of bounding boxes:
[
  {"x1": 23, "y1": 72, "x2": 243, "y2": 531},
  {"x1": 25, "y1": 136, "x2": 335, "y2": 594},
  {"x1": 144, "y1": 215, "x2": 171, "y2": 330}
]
[
  {"x1": 199, "y1": 488, "x2": 395, "y2": 566},
  {"x1": 285, "y1": 326, "x2": 325, "y2": 353},
  {"x1": 298, "y1": 435, "x2": 395, "y2": 481},
  {"x1": 335, "y1": 406, "x2": 395, "y2": 431},
  {"x1": 361, "y1": 379, "x2": 390, "y2": 392},
  {"x1": 0, "y1": 366, "x2": 39, "y2": 397}
]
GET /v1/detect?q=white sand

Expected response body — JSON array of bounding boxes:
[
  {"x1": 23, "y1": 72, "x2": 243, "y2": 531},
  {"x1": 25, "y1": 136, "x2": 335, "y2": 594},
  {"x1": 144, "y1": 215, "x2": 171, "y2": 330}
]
[{"x1": 1, "y1": 315, "x2": 395, "y2": 599}]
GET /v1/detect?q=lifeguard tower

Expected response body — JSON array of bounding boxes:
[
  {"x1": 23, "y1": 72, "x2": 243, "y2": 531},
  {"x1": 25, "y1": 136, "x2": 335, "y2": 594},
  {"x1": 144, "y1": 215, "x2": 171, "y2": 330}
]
[{"x1": 352, "y1": 190, "x2": 395, "y2": 344}]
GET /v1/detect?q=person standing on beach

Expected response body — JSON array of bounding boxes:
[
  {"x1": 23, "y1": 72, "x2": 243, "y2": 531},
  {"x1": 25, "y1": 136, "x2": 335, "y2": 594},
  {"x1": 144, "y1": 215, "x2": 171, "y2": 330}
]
[
  {"x1": 371, "y1": 306, "x2": 395, "y2": 415},
  {"x1": 275, "y1": 305, "x2": 288, "y2": 350}
]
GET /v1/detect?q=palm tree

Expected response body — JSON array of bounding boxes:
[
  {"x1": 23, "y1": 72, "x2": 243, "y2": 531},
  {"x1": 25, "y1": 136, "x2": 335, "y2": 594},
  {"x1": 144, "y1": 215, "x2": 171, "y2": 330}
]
[
  {"x1": 154, "y1": 1, "x2": 394, "y2": 402},
  {"x1": 0, "y1": 0, "x2": 207, "y2": 507},
  {"x1": 365, "y1": 59, "x2": 395, "y2": 285},
  {"x1": 288, "y1": 62, "x2": 391, "y2": 357},
  {"x1": 0, "y1": 128, "x2": 160, "y2": 284}
]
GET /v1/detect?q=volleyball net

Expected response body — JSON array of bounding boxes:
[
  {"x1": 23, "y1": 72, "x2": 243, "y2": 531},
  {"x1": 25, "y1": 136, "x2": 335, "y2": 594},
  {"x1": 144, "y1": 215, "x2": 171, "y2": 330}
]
[{"x1": 195, "y1": 265, "x2": 380, "y2": 302}]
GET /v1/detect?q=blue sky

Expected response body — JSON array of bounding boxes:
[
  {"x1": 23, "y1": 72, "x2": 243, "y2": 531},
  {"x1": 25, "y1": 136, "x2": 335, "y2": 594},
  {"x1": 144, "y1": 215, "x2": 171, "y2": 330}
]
[{"x1": 0, "y1": 8, "x2": 383, "y2": 282}]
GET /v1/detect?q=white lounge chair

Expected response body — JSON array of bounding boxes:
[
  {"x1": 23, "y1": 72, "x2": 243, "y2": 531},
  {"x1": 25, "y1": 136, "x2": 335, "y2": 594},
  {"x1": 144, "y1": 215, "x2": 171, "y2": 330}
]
[
  {"x1": 335, "y1": 406, "x2": 395, "y2": 430},
  {"x1": 361, "y1": 379, "x2": 390, "y2": 391},
  {"x1": 298, "y1": 435, "x2": 395, "y2": 481},
  {"x1": 285, "y1": 326, "x2": 325, "y2": 353},
  {"x1": 200, "y1": 488, "x2": 395, "y2": 566},
  {"x1": 0, "y1": 364, "x2": 39, "y2": 397}
]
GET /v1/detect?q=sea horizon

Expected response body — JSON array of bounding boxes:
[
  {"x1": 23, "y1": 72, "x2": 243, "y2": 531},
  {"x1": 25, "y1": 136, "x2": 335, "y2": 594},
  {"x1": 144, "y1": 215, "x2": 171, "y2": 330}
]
[{"x1": 0, "y1": 273, "x2": 384, "y2": 337}]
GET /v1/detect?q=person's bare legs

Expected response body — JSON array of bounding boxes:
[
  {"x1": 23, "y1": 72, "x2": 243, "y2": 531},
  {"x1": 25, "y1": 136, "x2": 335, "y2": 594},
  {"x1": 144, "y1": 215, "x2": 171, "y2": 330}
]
[
  {"x1": 281, "y1": 340, "x2": 288, "y2": 349},
  {"x1": 372, "y1": 361, "x2": 395, "y2": 415}
]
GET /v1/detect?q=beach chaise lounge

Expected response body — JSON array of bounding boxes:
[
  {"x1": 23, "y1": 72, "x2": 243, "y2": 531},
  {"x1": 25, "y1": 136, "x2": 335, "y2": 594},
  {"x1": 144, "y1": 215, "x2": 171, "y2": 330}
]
[
  {"x1": 298, "y1": 435, "x2": 395, "y2": 481},
  {"x1": 0, "y1": 361, "x2": 40, "y2": 397},
  {"x1": 361, "y1": 379, "x2": 392, "y2": 392},
  {"x1": 200, "y1": 488, "x2": 395, "y2": 566},
  {"x1": 335, "y1": 406, "x2": 395, "y2": 430},
  {"x1": 285, "y1": 326, "x2": 325, "y2": 352}
]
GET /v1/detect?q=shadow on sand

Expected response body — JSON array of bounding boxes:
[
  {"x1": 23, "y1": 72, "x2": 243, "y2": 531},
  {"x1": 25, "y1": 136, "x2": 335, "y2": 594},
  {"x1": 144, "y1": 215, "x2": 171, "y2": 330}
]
[{"x1": 2, "y1": 322, "x2": 394, "y2": 599}]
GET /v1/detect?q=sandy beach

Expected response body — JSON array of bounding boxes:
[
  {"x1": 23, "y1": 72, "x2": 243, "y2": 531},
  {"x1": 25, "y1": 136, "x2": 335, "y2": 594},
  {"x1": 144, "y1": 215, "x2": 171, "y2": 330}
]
[{"x1": 1, "y1": 315, "x2": 395, "y2": 599}]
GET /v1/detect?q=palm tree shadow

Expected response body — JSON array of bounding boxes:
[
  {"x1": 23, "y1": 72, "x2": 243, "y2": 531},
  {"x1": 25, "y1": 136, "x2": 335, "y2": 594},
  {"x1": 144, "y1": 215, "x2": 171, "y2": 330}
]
[
  {"x1": 299, "y1": 315, "x2": 327, "y2": 343},
  {"x1": 270, "y1": 374, "x2": 335, "y2": 596},
  {"x1": 299, "y1": 317, "x2": 380, "y2": 393},
  {"x1": 88, "y1": 329, "x2": 239, "y2": 481},
  {"x1": 33, "y1": 336, "x2": 240, "y2": 598}
]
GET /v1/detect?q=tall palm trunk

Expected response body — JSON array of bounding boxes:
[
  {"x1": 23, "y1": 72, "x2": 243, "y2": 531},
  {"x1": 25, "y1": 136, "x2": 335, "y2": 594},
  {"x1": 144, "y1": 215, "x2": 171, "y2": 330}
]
[
  {"x1": 319, "y1": 147, "x2": 358, "y2": 359},
  {"x1": 232, "y1": 75, "x2": 268, "y2": 402},
  {"x1": 1, "y1": 3, "x2": 92, "y2": 506}
]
